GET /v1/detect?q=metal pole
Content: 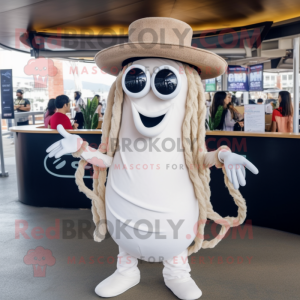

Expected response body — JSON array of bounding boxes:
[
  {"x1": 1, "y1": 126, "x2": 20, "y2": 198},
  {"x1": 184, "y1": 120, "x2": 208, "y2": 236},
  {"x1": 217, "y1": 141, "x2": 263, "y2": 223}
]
[
  {"x1": 222, "y1": 73, "x2": 228, "y2": 91},
  {"x1": 293, "y1": 37, "x2": 299, "y2": 133},
  {"x1": 0, "y1": 118, "x2": 9, "y2": 177},
  {"x1": 243, "y1": 92, "x2": 249, "y2": 104}
]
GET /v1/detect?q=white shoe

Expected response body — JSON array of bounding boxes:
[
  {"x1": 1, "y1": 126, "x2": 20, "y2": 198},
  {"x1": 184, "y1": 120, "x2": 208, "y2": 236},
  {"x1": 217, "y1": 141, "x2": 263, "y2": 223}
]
[
  {"x1": 95, "y1": 270, "x2": 140, "y2": 297},
  {"x1": 165, "y1": 277, "x2": 202, "y2": 300}
]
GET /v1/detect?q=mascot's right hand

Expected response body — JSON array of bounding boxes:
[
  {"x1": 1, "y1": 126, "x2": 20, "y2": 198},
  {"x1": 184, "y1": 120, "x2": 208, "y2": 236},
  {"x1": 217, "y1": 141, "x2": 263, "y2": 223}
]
[
  {"x1": 46, "y1": 125, "x2": 113, "y2": 168},
  {"x1": 46, "y1": 124, "x2": 83, "y2": 158}
]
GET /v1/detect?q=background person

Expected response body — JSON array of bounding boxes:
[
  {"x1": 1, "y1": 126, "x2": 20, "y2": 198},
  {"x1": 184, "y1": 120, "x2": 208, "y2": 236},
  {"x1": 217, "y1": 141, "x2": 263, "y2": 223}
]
[
  {"x1": 96, "y1": 102, "x2": 104, "y2": 129},
  {"x1": 231, "y1": 94, "x2": 239, "y2": 106},
  {"x1": 225, "y1": 92, "x2": 232, "y2": 104},
  {"x1": 265, "y1": 99, "x2": 277, "y2": 114},
  {"x1": 49, "y1": 95, "x2": 78, "y2": 130},
  {"x1": 101, "y1": 98, "x2": 107, "y2": 114},
  {"x1": 95, "y1": 94, "x2": 100, "y2": 102},
  {"x1": 265, "y1": 102, "x2": 273, "y2": 114},
  {"x1": 257, "y1": 98, "x2": 263, "y2": 104},
  {"x1": 95, "y1": 94, "x2": 103, "y2": 121},
  {"x1": 96, "y1": 102, "x2": 103, "y2": 121},
  {"x1": 210, "y1": 91, "x2": 243, "y2": 131},
  {"x1": 205, "y1": 99, "x2": 211, "y2": 122},
  {"x1": 210, "y1": 91, "x2": 227, "y2": 130},
  {"x1": 227, "y1": 94, "x2": 244, "y2": 131},
  {"x1": 74, "y1": 91, "x2": 85, "y2": 129},
  {"x1": 227, "y1": 101, "x2": 244, "y2": 129},
  {"x1": 258, "y1": 98, "x2": 273, "y2": 114},
  {"x1": 44, "y1": 98, "x2": 56, "y2": 128},
  {"x1": 270, "y1": 91, "x2": 293, "y2": 133},
  {"x1": 14, "y1": 89, "x2": 31, "y2": 125}
]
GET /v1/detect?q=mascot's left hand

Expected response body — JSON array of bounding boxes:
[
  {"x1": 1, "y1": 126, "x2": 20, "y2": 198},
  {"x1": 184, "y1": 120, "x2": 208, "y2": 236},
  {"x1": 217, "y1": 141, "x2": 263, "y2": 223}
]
[{"x1": 218, "y1": 151, "x2": 259, "y2": 190}]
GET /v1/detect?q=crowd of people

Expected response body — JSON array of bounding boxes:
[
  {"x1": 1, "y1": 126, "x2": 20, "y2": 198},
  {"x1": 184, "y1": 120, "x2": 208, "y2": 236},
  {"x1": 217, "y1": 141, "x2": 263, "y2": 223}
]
[
  {"x1": 10, "y1": 88, "x2": 294, "y2": 134},
  {"x1": 43, "y1": 92, "x2": 106, "y2": 130},
  {"x1": 11, "y1": 90, "x2": 106, "y2": 131},
  {"x1": 207, "y1": 92, "x2": 244, "y2": 131},
  {"x1": 207, "y1": 90, "x2": 294, "y2": 133}
]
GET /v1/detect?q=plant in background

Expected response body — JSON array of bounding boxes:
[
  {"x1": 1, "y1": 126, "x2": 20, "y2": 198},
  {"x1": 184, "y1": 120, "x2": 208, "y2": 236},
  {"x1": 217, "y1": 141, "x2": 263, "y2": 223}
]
[
  {"x1": 79, "y1": 96, "x2": 99, "y2": 129},
  {"x1": 208, "y1": 106, "x2": 223, "y2": 130}
]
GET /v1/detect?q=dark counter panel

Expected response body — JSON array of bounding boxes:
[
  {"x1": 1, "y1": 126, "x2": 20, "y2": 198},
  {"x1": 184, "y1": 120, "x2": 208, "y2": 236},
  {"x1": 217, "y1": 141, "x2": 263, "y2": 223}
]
[
  {"x1": 15, "y1": 132, "x2": 102, "y2": 209},
  {"x1": 208, "y1": 135, "x2": 299, "y2": 236},
  {"x1": 14, "y1": 131, "x2": 299, "y2": 236}
]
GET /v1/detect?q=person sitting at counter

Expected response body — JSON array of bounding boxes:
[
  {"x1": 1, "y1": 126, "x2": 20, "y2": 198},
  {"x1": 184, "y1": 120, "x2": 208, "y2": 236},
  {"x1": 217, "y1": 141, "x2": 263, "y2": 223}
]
[
  {"x1": 44, "y1": 98, "x2": 56, "y2": 128},
  {"x1": 49, "y1": 95, "x2": 78, "y2": 130},
  {"x1": 270, "y1": 91, "x2": 293, "y2": 133},
  {"x1": 210, "y1": 91, "x2": 243, "y2": 131}
]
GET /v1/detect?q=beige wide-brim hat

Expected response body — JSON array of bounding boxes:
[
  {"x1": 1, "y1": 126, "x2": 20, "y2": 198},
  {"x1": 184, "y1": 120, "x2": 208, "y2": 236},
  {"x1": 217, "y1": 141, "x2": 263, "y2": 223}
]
[{"x1": 94, "y1": 17, "x2": 227, "y2": 79}]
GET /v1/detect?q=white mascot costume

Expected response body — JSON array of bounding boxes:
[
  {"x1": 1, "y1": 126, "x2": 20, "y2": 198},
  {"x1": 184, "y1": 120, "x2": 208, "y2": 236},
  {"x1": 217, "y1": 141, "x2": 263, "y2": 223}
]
[{"x1": 46, "y1": 17, "x2": 258, "y2": 300}]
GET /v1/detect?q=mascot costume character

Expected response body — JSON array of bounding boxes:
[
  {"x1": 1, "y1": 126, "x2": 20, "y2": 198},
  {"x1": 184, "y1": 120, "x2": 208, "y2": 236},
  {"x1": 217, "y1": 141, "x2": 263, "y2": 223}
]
[{"x1": 46, "y1": 17, "x2": 258, "y2": 300}]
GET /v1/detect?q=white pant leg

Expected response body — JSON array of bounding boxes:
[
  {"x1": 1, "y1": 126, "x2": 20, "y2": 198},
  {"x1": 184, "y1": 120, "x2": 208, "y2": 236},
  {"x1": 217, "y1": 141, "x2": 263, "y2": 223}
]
[
  {"x1": 117, "y1": 246, "x2": 140, "y2": 277},
  {"x1": 95, "y1": 246, "x2": 140, "y2": 297},
  {"x1": 162, "y1": 249, "x2": 191, "y2": 281}
]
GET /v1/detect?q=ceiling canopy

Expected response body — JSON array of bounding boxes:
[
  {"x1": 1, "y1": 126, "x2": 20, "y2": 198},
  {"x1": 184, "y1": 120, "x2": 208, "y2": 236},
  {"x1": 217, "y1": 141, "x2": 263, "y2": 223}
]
[
  {"x1": 0, "y1": 0, "x2": 300, "y2": 71},
  {"x1": 0, "y1": 0, "x2": 300, "y2": 51}
]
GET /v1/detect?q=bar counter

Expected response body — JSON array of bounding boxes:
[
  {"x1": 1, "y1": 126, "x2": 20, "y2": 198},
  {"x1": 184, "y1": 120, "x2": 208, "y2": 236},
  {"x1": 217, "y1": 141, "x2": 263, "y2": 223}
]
[{"x1": 10, "y1": 125, "x2": 300, "y2": 236}]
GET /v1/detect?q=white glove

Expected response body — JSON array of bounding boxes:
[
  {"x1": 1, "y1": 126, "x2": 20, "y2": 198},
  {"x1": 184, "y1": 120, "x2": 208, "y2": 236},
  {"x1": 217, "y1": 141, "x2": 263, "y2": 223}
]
[
  {"x1": 46, "y1": 125, "x2": 83, "y2": 158},
  {"x1": 218, "y1": 151, "x2": 259, "y2": 190},
  {"x1": 46, "y1": 125, "x2": 112, "y2": 168}
]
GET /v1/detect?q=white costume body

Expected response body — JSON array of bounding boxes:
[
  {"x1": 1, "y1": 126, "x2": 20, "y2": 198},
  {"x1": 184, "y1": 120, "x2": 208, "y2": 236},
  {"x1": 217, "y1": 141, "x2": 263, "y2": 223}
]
[
  {"x1": 45, "y1": 22, "x2": 257, "y2": 299},
  {"x1": 106, "y1": 59, "x2": 199, "y2": 263}
]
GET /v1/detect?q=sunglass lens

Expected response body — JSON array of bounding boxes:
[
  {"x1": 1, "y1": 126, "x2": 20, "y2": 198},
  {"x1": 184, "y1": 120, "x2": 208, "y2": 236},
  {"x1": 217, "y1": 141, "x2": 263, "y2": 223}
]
[
  {"x1": 125, "y1": 68, "x2": 147, "y2": 93},
  {"x1": 154, "y1": 69, "x2": 178, "y2": 95}
]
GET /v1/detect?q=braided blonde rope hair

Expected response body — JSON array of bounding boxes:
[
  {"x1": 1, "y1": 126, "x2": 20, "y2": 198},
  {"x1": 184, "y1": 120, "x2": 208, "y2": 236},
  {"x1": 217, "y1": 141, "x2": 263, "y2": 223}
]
[
  {"x1": 74, "y1": 63, "x2": 247, "y2": 254},
  {"x1": 182, "y1": 65, "x2": 247, "y2": 254}
]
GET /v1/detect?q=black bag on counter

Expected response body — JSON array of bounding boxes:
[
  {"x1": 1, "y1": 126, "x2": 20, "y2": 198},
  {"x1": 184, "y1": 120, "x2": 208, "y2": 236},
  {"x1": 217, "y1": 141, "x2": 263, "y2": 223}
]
[{"x1": 234, "y1": 121, "x2": 244, "y2": 131}]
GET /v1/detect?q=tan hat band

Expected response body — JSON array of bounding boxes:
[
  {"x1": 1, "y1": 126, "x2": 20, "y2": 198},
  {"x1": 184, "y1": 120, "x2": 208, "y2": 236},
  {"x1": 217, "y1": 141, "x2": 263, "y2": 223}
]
[{"x1": 128, "y1": 27, "x2": 193, "y2": 46}]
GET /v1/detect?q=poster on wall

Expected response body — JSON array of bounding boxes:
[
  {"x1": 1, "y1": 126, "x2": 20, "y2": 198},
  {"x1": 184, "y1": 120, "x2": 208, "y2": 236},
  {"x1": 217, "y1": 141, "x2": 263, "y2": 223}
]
[
  {"x1": 1, "y1": 69, "x2": 14, "y2": 119},
  {"x1": 205, "y1": 78, "x2": 216, "y2": 92},
  {"x1": 244, "y1": 104, "x2": 265, "y2": 132},
  {"x1": 227, "y1": 65, "x2": 249, "y2": 92},
  {"x1": 249, "y1": 64, "x2": 263, "y2": 91}
]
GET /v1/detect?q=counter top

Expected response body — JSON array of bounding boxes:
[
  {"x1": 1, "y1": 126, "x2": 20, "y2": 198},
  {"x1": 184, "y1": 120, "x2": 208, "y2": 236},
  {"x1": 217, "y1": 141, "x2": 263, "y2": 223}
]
[
  {"x1": 10, "y1": 125, "x2": 102, "y2": 135},
  {"x1": 206, "y1": 130, "x2": 300, "y2": 139},
  {"x1": 9, "y1": 125, "x2": 300, "y2": 139}
]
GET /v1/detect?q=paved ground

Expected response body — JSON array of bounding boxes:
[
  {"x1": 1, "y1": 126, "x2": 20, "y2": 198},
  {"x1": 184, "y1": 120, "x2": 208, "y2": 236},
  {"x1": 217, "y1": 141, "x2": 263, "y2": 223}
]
[
  {"x1": 2, "y1": 134, "x2": 15, "y2": 158},
  {"x1": 1, "y1": 157, "x2": 300, "y2": 300}
]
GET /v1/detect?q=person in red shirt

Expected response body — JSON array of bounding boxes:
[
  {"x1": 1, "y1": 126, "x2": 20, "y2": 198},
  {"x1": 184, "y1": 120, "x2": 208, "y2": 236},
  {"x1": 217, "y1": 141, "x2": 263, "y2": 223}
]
[
  {"x1": 270, "y1": 91, "x2": 293, "y2": 133},
  {"x1": 49, "y1": 95, "x2": 78, "y2": 130}
]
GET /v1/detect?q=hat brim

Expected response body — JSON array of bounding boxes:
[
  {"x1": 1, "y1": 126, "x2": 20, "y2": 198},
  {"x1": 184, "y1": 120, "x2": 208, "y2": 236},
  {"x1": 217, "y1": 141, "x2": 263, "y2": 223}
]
[{"x1": 94, "y1": 42, "x2": 227, "y2": 80}]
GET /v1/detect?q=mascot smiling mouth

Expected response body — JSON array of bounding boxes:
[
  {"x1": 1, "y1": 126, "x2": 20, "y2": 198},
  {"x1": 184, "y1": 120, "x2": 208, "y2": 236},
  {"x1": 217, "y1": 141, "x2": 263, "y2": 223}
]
[
  {"x1": 139, "y1": 113, "x2": 165, "y2": 128},
  {"x1": 131, "y1": 102, "x2": 173, "y2": 138}
]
